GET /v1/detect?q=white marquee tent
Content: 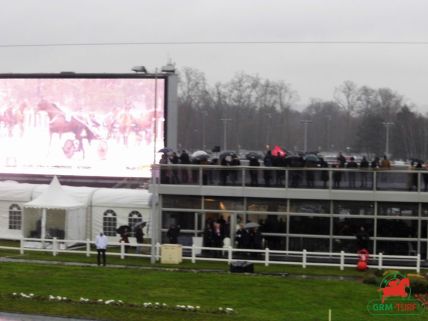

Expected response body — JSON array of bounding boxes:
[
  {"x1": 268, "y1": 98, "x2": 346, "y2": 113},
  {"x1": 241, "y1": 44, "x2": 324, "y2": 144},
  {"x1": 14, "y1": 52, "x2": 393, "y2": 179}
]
[
  {"x1": 23, "y1": 176, "x2": 86, "y2": 242},
  {"x1": 0, "y1": 177, "x2": 152, "y2": 244}
]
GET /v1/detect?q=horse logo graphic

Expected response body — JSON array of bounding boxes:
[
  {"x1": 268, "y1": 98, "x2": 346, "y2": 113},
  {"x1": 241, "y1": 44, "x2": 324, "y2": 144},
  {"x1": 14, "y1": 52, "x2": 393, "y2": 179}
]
[{"x1": 378, "y1": 276, "x2": 410, "y2": 303}]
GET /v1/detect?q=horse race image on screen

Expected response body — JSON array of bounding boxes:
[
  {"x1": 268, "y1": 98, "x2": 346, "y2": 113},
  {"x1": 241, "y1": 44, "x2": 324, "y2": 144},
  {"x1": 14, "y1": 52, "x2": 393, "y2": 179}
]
[{"x1": 0, "y1": 76, "x2": 165, "y2": 177}]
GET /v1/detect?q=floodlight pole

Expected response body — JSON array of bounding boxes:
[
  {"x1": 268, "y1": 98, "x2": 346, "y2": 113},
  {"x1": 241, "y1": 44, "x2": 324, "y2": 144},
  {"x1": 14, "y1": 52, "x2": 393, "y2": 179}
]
[
  {"x1": 383, "y1": 121, "x2": 394, "y2": 157},
  {"x1": 301, "y1": 120, "x2": 312, "y2": 153},
  {"x1": 266, "y1": 113, "x2": 272, "y2": 146},
  {"x1": 221, "y1": 118, "x2": 232, "y2": 151},
  {"x1": 202, "y1": 111, "x2": 207, "y2": 150}
]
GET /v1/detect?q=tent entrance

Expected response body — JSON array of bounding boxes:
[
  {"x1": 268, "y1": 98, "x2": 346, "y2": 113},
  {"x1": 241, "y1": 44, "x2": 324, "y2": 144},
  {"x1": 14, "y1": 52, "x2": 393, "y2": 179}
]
[{"x1": 23, "y1": 208, "x2": 66, "y2": 248}]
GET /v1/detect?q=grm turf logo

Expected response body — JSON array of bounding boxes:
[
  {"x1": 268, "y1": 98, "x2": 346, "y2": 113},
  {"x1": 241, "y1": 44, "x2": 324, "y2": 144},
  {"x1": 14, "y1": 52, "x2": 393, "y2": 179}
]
[{"x1": 367, "y1": 272, "x2": 424, "y2": 316}]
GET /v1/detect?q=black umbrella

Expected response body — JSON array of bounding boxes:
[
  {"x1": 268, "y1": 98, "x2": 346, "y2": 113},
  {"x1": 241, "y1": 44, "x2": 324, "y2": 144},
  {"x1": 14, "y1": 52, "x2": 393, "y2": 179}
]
[
  {"x1": 133, "y1": 221, "x2": 147, "y2": 230},
  {"x1": 304, "y1": 154, "x2": 320, "y2": 163},
  {"x1": 116, "y1": 225, "x2": 130, "y2": 235},
  {"x1": 246, "y1": 152, "x2": 263, "y2": 160},
  {"x1": 219, "y1": 151, "x2": 236, "y2": 160},
  {"x1": 285, "y1": 155, "x2": 304, "y2": 167},
  {"x1": 191, "y1": 150, "x2": 209, "y2": 160},
  {"x1": 158, "y1": 147, "x2": 173, "y2": 153}
]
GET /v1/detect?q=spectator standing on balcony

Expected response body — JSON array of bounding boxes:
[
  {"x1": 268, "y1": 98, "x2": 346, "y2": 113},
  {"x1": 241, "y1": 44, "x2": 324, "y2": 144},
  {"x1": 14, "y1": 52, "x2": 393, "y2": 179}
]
[
  {"x1": 230, "y1": 154, "x2": 241, "y2": 185},
  {"x1": 422, "y1": 163, "x2": 428, "y2": 191},
  {"x1": 371, "y1": 156, "x2": 380, "y2": 189},
  {"x1": 333, "y1": 158, "x2": 343, "y2": 188},
  {"x1": 337, "y1": 152, "x2": 346, "y2": 167},
  {"x1": 359, "y1": 156, "x2": 369, "y2": 188},
  {"x1": 347, "y1": 157, "x2": 358, "y2": 188},
  {"x1": 263, "y1": 150, "x2": 273, "y2": 187},
  {"x1": 159, "y1": 153, "x2": 169, "y2": 184},
  {"x1": 379, "y1": 155, "x2": 391, "y2": 184},
  {"x1": 179, "y1": 150, "x2": 190, "y2": 183},
  {"x1": 249, "y1": 157, "x2": 260, "y2": 186},
  {"x1": 169, "y1": 152, "x2": 180, "y2": 184},
  {"x1": 220, "y1": 156, "x2": 231, "y2": 185},
  {"x1": 319, "y1": 157, "x2": 329, "y2": 188}
]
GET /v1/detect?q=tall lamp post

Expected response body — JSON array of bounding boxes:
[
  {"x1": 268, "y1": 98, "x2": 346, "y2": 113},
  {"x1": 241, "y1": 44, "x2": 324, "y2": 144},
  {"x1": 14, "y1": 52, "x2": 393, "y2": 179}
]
[
  {"x1": 383, "y1": 121, "x2": 394, "y2": 157},
  {"x1": 266, "y1": 113, "x2": 272, "y2": 146},
  {"x1": 201, "y1": 111, "x2": 207, "y2": 150},
  {"x1": 325, "y1": 115, "x2": 332, "y2": 151},
  {"x1": 301, "y1": 120, "x2": 312, "y2": 153},
  {"x1": 221, "y1": 118, "x2": 232, "y2": 151}
]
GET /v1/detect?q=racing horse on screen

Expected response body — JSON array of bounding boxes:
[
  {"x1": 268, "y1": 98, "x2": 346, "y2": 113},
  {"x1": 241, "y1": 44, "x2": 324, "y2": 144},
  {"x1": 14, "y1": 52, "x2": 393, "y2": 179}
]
[{"x1": 37, "y1": 100, "x2": 98, "y2": 158}]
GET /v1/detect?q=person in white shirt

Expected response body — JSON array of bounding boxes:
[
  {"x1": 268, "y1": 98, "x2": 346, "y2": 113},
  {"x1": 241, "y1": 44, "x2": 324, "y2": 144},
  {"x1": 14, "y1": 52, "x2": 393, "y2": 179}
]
[{"x1": 95, "y1": 232, "x2": 108, "y2": 266}]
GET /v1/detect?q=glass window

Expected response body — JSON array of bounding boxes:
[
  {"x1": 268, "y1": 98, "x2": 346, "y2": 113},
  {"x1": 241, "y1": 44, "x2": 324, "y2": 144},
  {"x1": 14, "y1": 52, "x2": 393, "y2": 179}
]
[
  {"x1": 377, "y1": 219, "x2": 418, "y2": 238},
  {"x1": 246, "y1": 198, "x2": 287, "y2": 212},
  {"x1": 290, "y1": 200, "x2": 329, "y2": 214},
  {"x1": 333, "y1": 201, "x2": 374, "y2": 215},
  {"x1": 377, "y1": 241, "x2": 417, "y2": 256},
  {"x1": 103, "y1": 210, "x2": 117, "y2": 236},
  {"x1": 289, "y1": 216, "x2": 330, "y2": 235},
  {"x1": 378, "y1": 202, "x2": 418, "y2": 216},
  {"x1": 8, "y1": 204, "x2": 22, "y2": 230},
  {"x1": 332, "y1": 238, "x2": 373, "y2": 253},
  {"x1": 246, "y1": 214, "x2": 287, "y2": 233},
  {"x1": 162, "y1": 211, "x2": 196, "y2": 230},
  {"x1": 204, "y1": 197, "x2": 243, "y2": 211},
  {"x1": 422, "y1": 221, "x2": 428, "y2": 238},
  {"x1": 128, "y1": 211, "x2": 142, "y2": 237},
  {"x1": 162, "y1": 195, "x2": 201, "y2": 209},
  {"x1": 333, "y1": 218, "x2": 374, "y2": 236},
  {"x1": 289, "y1": 237, "x2": 329, "y2": 252},
  {"x1": 422, "y1": 204, "x2": 428, "y2": 216}
]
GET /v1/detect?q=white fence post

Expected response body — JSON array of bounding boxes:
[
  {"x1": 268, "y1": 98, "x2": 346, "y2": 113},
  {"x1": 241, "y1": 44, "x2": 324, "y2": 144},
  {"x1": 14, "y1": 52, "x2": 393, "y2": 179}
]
[
  {"x1": 191, "y1": 244, "x2": 196, "y2": 263},
  {"x1": 340, "y1": 251, "x2": 344, "y2": 271},
  {"x1": 265, "y1": 248, "x2": 270, "y2": 266},
  {"x1": 156, "y1": 242, "x2": 161, "y2": 261},
  {"x1": 86, "y1": 239, "x2": 91, "y2": 257},
  {"x1": 302, "y1": 249, "x2": 307, "y2": 268},
  {"x1": 20, "y1": 237, "x2": 24, "y2": 255},
  {"x1": 228, "y1": 246, "x2": 232, "y2": 263},
  {"x1": 416, "y1": 254, "x2": 421, "y2": 273},
  {"x1": 120, "y1": 242, "x2": 125, "y2": 259},
  {"x1": 53, "y1": 237, "x2": 58, "y2": 256},
  {"x1": 378, "y1": 252, "x2": 383, "y2": 270}
]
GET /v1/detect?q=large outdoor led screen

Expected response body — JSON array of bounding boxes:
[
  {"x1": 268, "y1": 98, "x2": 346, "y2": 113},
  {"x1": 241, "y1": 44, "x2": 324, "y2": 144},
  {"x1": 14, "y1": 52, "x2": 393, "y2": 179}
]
[{"x1": 0, "y1": 75, "x2": 165, "y2": 177}]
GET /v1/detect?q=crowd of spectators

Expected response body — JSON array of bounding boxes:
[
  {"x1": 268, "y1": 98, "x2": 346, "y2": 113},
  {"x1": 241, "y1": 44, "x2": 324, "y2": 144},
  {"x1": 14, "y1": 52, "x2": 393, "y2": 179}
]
[{"x1": 159, "y1": 150, "x2": 428, "y2": 190}]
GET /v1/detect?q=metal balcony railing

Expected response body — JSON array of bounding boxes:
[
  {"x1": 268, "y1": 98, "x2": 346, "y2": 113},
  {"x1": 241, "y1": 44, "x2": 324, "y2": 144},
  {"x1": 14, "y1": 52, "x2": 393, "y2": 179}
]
[{"x1": 152, "y1": 164, "x2": 428, "y2": 192}]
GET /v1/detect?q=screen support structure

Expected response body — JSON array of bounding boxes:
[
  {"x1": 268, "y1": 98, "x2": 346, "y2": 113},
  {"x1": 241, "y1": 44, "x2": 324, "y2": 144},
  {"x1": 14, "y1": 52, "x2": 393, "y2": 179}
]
[{"x1": 153, "y1": 68, "x2": 158, "y2": 165}]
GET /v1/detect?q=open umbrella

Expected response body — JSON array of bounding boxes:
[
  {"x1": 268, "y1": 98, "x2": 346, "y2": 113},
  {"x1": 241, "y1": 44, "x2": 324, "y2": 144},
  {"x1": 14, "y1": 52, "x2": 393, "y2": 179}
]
[
  {"x1": 303, "y1": 154, "x2": 320, "y2": 163},
  {"x1": 158, "y1": 147, "x2": 173, "y2": 153},
  {"x1": 133, "y1": 221, "x2": 147, "y2": 233},
  {"x1": 191, "y1": 150, "x2": 209, "y2": 160},
  {"x1": 285, "y1": 155, "x2": 304, "y2": 167},
  {"x1": 271, "y1": 145, "x2": 286, "y2": 157},
  {"x1": 116, "y1": 225, "x2": 130, "y2": 235},
  {"x1": 133, "y1": 221, "x2": 147, "y2": 229},
  {"x1": 246, "y1": 152, "x2": 263, "y2": 160},
  {"x1": 219, "y1": 151, "x2": 236, "y2": 160},
  {"x1": 244, "y1": 222, "x2": 260, "y2": 229}
]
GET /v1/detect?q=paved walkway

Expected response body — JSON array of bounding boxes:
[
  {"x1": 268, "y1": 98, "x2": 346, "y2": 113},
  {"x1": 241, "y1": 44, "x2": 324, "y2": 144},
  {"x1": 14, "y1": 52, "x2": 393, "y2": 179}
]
[{"x1": 0, "y1": 312, "x2": 96, "y2": 321}]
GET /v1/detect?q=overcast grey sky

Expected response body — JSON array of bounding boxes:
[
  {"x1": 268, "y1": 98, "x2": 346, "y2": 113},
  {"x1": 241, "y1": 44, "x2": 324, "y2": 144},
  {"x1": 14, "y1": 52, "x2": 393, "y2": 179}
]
[{"x1": 0, "y1": 0, "x2": 427, "y2": 110}]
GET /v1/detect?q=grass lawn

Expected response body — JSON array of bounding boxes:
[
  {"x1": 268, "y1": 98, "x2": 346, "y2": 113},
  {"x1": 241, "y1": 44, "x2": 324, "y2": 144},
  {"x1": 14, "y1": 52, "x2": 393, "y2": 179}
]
[{"x1": 0, "y1": 261, "x2": 426, "y2": 321}]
